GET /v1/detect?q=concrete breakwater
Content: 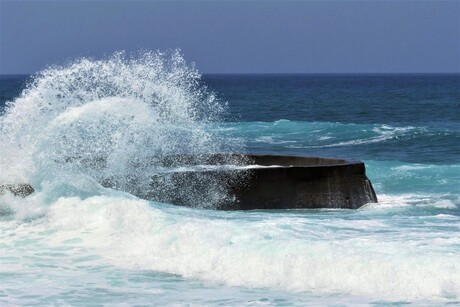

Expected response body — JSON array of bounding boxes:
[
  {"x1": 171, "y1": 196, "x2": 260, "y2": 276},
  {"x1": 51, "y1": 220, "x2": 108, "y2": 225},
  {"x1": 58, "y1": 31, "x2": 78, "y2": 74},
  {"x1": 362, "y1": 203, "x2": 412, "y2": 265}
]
[
  {"x1": 144, "y1": 154, "x2": 378, "y2": 210},
  {"x1": 0, "y1": 154, "x2": 377, "y2": 210}
]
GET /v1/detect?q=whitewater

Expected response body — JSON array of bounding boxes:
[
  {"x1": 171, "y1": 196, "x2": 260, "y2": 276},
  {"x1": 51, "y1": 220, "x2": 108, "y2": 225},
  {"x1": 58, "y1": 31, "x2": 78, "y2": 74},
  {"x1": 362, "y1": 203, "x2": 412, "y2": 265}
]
[{"x1": 1, "y1": 52, "x2": 459, "y2": 305}]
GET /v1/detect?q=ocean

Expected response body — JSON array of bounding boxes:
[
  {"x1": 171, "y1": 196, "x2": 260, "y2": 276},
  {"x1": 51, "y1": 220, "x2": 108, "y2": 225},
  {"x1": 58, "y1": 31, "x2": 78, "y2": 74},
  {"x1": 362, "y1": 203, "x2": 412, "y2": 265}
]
[{"x1": 1, "y1": 52, "x2": 459, "y2": 305}]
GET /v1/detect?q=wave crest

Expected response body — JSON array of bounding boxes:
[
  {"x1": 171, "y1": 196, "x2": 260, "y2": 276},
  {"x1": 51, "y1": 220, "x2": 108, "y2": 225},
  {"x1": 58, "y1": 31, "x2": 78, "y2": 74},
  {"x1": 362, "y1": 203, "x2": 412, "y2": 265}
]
[{"x1": 0, "y1": 50, "x2": 245, "y2": 207}]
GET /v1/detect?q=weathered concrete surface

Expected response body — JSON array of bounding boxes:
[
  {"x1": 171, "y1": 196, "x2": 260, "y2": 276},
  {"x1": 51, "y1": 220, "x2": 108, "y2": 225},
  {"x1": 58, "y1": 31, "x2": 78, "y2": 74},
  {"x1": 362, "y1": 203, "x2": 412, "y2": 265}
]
[{"x1": 147, "y1": 154, "x2": 378, "y2": 210}]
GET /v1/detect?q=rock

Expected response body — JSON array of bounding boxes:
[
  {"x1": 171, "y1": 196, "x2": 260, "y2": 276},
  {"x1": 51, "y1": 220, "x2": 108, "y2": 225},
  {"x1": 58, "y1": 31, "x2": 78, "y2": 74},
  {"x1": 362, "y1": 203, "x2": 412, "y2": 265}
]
[{"x1": 0, "y1": 184, "x2": 35, "y2": 197}]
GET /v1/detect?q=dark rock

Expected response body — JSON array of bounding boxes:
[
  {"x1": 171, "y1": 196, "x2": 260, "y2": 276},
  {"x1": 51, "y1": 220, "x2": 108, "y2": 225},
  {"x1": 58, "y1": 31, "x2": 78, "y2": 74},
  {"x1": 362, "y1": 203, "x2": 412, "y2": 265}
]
[{"x1": 0, "y1": 184, "x2": 34, "y2": 197}]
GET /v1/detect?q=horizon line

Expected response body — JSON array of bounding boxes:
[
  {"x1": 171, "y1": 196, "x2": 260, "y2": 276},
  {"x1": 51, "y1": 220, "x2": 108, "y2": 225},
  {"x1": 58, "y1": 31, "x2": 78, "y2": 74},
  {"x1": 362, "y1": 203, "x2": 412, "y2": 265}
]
[{"x1": 1, "y1": 72, "x2": 459, "y2": 76}]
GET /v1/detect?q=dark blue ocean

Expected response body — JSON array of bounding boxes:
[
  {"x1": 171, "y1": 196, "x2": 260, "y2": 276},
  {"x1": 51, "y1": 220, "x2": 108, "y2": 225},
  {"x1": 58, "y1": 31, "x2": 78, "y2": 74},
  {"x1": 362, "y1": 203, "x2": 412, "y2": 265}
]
[{"x1": 1, "y1": 53, "x2": 459, "y2": 305}]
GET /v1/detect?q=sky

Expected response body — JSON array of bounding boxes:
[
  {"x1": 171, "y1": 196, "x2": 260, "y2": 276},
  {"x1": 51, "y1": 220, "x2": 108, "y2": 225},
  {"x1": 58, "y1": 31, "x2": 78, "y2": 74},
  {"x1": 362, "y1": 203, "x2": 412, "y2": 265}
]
[{"x1": 0, "y1": 0, "x2": 459, "y2": 74}]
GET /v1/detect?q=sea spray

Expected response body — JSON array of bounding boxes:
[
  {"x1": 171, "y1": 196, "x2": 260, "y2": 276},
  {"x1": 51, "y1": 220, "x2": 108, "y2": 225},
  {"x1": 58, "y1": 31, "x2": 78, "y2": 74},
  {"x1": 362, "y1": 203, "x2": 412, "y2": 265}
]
[{"x1": 0, "y1": 50, "x2": 247, "y2": 208}]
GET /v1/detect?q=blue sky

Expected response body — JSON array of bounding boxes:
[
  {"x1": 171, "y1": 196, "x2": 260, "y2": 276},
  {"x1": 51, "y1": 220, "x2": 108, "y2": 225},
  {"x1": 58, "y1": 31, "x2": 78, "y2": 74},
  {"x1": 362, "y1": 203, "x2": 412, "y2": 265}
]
[{"x1": 1, "y1": 0, "x2": 459, "y2": 74}]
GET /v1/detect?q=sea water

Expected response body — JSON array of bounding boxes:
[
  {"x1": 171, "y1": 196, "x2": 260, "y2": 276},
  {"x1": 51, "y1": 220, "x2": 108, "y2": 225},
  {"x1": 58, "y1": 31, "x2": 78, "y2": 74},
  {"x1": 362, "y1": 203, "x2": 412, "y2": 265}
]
[{"x1": 1, "y1": 52, "x2": 459, "y2": 305}]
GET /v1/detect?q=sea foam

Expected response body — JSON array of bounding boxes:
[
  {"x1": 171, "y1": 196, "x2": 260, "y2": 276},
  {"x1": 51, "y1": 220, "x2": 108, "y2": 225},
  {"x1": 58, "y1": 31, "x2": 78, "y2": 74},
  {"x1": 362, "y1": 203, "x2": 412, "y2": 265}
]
[{"x1": 19, "y1": 194, "x2": 455, "y2": 302}]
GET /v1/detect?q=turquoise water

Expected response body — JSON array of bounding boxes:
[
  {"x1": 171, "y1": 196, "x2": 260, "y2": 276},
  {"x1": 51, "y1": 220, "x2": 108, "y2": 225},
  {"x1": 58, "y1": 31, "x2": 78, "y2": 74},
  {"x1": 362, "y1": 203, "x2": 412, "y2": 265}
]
[{"x1": 1, "y1": 53, "x2": 459, "y2": 305}]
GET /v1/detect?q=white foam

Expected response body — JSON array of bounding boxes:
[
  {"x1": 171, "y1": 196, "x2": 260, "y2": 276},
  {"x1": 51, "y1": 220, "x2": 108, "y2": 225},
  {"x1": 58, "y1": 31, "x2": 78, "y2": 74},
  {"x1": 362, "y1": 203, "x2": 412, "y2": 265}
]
[
  {"x1": 24, "y1": 195, "x2": 458, "y2": 302},
  {"x1": 366, "y1": 194, "x2": 459, "y2": 210},
  {"x1": 305, "y1": 124, "x2": 420, "y2": 148},
  {"x1": 153, "y1": 164, "x2": 284, "y2": 173},
  {"x1": 393, "y1": 164, "x2": 435, "y2": 171}
]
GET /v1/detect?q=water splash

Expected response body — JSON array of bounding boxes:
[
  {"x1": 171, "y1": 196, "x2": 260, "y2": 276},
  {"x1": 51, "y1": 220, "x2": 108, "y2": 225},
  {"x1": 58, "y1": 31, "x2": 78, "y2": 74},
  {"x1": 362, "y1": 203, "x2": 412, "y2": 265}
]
[{"x1": 0, "y1": 50, "x2": 246, "y2": 207}]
